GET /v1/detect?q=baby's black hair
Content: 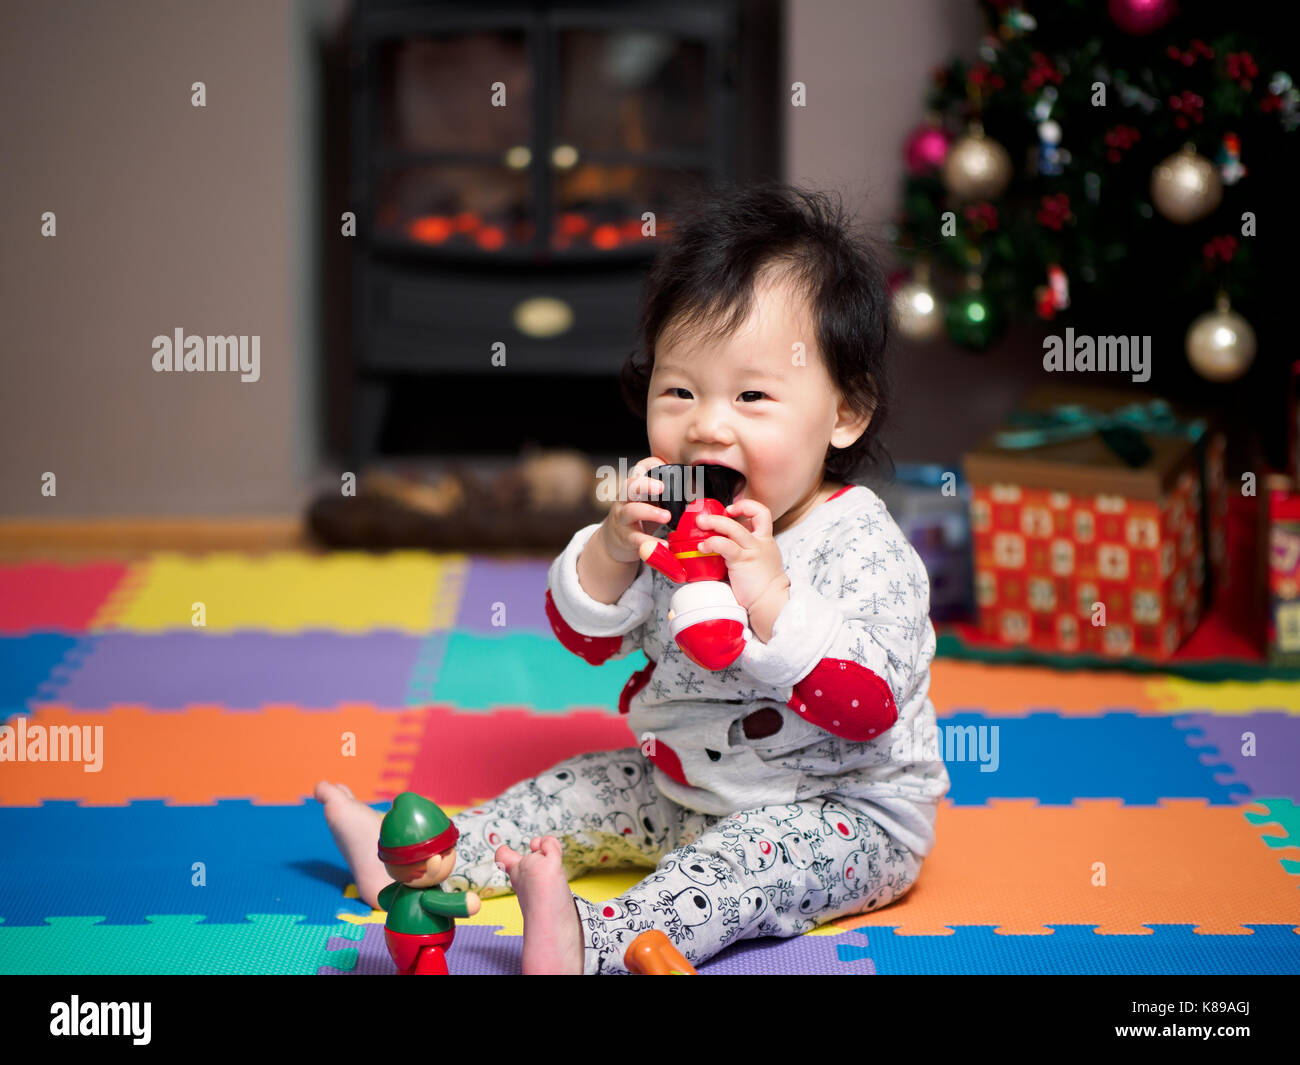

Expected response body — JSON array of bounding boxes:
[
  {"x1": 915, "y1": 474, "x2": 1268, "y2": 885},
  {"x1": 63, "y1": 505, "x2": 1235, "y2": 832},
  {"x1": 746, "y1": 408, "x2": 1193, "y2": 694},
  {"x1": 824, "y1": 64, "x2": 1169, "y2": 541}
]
[{"x1": 619, "y1": 181, "x2": 895, "y2": 485}]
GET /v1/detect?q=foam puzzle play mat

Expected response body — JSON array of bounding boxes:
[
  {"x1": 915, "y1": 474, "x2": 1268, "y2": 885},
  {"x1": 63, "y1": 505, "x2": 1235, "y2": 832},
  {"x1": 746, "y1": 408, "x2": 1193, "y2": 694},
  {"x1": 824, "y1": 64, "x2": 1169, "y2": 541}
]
[{"x1": 1, "y1": 553, "x2": 1297, "y2": 975}]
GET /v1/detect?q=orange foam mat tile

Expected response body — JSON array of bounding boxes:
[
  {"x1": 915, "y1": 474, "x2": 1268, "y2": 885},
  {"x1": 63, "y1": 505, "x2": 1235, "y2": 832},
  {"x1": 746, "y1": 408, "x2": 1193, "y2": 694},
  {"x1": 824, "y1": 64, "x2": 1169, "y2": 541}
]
[
  {"x1": 930, "y1": 659, "x2": 1166, "y2": 715},
  {"x1": 0, "y1": 705, "x2": 424, "y2": 806},
  {"x1": 839, "y1": 798, "x2": 1300, "y2": 937}
]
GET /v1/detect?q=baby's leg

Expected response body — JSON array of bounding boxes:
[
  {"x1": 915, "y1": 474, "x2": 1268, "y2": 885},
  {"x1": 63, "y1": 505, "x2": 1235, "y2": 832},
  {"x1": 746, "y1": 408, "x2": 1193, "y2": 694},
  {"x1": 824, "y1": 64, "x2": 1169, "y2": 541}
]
[
  {"x1": 319, "y1": 748, "x2": 666, "y2": 911},
  {"x1": 570, "y1": 795, "x2": 925, "y2": 974},
  {"x1": 447, "y1": 747, "x2": 672, "y2": 898},
  {"x1": 495, "y1": 779, "x2": 715, "y2": 974},
  {"x1": 315, "y1": 781, "x2": 389, "y2": 909}
]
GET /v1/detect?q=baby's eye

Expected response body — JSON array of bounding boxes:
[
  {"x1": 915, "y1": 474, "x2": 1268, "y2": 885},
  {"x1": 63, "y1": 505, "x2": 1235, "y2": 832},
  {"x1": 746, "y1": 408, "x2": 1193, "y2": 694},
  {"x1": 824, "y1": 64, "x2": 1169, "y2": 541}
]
[
  {"x1": 739, "y1": 391, "x2": 768, "y2": 402},
  {"x1": 667, "y1": 387, "x2": 693, "y2": 400}
]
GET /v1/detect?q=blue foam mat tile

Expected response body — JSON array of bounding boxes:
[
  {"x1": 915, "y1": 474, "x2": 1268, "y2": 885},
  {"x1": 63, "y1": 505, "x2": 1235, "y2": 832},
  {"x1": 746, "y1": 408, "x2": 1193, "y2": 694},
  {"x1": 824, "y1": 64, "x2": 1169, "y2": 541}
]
[
  {"x1": 1, "y1": 635, "x2": 90, "y2": 713},
  {"x1": 848, "y1": 925, "x2": 1300, "y2": 975},
  {"x1": 943, "y1": 712, "x2": 1252, "y2": 806},
  {"x1": 0, "y1": 801, "x2": 372, "y2": 927}
]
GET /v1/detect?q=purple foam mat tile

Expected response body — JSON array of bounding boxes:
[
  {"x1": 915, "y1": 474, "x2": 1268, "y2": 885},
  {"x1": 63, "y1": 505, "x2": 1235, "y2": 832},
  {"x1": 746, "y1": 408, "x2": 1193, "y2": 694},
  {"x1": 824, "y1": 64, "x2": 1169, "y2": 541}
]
[
  {"x1": 454, "y1": 558, "x2": 552, "y2": 634},
  {"x1": 318, "y1": 922, "x2": 864, "y2": 976},
  {"x1": 319, "y1": 922, "x2": 521, "y2": 975},
  {"x1": 43, "y1": 631, "x2": 424, "y2": 709},
  {"x1": 697, "y1": 930, "x2": 874, "y2": 975},
  {"x1": 1174, "y1": 712, "x2": 1300, "y2": 802}
]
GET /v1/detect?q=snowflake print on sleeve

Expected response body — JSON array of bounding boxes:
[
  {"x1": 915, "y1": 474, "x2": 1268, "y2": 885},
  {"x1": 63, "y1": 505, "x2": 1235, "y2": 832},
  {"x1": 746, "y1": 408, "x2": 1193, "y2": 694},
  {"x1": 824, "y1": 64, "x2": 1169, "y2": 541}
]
[{"x1": 738, "y1": 508, "x2": 931, "y2": 744}]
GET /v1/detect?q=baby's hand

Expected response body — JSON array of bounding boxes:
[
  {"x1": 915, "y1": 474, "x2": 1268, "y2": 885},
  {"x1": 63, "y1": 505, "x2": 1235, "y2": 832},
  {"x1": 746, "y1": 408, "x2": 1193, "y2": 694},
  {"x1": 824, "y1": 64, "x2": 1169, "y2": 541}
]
[
  {"x1": 694, "y1": 499, "x2": 790, "y2": 613},
  {"x1": 598, "y1": 455, "x2": 673, "y2": 565}
]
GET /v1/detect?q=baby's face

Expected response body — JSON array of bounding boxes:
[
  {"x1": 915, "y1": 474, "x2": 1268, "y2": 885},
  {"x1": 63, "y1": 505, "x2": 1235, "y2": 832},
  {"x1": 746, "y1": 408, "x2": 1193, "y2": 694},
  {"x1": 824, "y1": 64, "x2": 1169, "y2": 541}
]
[{"x1": 646, "y1": 270, "x2": 865, "y2": 534}]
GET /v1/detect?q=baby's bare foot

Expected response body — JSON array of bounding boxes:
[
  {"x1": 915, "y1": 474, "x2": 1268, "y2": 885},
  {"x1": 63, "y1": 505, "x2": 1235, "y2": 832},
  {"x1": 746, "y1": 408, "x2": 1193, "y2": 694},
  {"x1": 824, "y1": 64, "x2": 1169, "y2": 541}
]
[
  {"x1": 496, "y1": 836, "x2": 585, "y2": 975},
  {"x1": 315, "y1": 780, "x2": 389, "y2": 910}
]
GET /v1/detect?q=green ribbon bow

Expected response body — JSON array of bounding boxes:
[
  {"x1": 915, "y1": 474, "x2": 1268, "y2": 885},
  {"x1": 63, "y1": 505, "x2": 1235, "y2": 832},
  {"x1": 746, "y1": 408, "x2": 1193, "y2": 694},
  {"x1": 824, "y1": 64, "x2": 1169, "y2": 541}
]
[{"x1": 994, "y1": 399, "x2": 1207, "y2": 469}]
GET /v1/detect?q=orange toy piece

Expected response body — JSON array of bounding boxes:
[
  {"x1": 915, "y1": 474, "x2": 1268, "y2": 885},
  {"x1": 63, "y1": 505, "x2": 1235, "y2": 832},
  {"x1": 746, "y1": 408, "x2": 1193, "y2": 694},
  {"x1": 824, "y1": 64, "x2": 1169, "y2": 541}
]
[{"x1": 624, "y1": 930, "x2": 698, "y2": 975}]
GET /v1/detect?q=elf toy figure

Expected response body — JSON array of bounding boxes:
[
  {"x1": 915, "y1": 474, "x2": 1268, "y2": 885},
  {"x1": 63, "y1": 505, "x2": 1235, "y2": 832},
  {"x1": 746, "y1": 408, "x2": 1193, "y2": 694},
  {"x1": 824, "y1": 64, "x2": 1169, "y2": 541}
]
[{"x1": 377, "y1": 792, "x2": 481, "y2": 975}]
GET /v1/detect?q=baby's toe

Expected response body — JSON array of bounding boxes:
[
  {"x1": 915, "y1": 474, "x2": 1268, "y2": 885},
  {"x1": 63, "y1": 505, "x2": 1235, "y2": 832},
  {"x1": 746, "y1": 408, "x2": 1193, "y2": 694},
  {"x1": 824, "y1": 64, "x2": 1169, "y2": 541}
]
[{"x1": 495, "y1": 843, "x2": 523, "y2": 874}]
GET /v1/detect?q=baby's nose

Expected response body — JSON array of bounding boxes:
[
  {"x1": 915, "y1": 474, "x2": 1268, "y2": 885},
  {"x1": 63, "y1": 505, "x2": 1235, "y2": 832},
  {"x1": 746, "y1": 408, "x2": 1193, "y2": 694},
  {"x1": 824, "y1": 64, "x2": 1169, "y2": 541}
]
[{"x1": 688, "y1": 406, "x2": 734, "y2": 442}]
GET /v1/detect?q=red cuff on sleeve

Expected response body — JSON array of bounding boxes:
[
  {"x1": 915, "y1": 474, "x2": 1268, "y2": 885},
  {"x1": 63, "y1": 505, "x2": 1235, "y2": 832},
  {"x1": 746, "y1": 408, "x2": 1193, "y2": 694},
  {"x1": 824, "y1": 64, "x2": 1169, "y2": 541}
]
[
  {"x1": 786, "y1": 657, "x2": 899, "y2": 742},
  {"x1": 544, "y1": 588, "x2": 624, "y2": 665},
  {"x1": 619, "y1": 660, "x2": 655, "y2": 714}
]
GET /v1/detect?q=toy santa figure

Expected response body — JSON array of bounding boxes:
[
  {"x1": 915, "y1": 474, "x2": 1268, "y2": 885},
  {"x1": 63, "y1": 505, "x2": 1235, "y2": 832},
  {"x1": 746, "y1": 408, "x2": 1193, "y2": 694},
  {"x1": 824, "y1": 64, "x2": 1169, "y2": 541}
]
[
  {"x1": 639, "y1": 495, "x2": 751, "y2": 671},
  {"x1": 376, "y1": 792, "x2": 481, "y2": 975}
]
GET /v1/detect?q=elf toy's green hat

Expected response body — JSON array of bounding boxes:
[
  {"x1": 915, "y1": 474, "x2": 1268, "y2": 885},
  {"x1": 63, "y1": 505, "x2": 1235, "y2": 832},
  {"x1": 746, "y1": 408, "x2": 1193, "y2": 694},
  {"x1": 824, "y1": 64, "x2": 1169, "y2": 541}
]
[{"x1": 377, "y1": 792, "x2": 460, "y2": 864}]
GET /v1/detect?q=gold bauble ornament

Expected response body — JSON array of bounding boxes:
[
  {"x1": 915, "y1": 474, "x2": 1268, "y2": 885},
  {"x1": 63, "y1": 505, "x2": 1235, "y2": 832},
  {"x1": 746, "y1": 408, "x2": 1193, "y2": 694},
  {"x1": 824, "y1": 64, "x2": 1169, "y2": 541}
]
[
  {"x1": 942, "y1": 122, "x2": 1013, "y2": 203},
  {"x1": 1185, "y1": 292, "x2": 1256, "y2": 382},
  {"x1": 1150, "y1": 143, "x2": 1223, "y2": 224},
  {"x1": 893, "y1": 263, "x2": 943, "y2": 341}
]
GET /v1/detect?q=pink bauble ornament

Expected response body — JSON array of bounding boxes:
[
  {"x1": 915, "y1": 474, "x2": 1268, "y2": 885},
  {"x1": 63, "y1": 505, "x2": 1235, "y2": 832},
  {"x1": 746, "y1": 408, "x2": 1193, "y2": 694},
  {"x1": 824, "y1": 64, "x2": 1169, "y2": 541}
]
[
  {"x1": 1108, "y1": 0, "x2": 1177, "y2": 36},
  {"x1": 904, "y1": 123, "x2": 951, "y2": 176}
]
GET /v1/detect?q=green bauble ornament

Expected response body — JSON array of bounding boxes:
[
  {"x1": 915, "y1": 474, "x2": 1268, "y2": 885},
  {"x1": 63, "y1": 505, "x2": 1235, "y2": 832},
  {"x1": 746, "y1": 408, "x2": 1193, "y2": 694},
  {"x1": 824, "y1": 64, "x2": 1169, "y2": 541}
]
[{"x1": 944, "y1": 277, "x2": 1002, "y2": 349}]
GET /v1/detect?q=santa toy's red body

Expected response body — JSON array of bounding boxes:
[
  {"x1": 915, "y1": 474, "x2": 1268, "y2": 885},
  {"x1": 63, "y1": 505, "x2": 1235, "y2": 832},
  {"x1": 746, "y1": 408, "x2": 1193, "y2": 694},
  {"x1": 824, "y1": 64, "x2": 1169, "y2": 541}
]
[{"x1": 638, "y1": 497, "x2": 750, "y2": 671}]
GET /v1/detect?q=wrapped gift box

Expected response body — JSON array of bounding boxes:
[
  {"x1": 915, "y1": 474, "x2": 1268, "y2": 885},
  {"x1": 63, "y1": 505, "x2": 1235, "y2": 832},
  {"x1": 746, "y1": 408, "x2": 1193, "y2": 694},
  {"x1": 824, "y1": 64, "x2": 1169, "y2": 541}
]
[
  {"x1": 962, "y1": 385, "x2": 1228, "y2": 659},
  {"x1": 1267, "y1": 476, "x2": 1300, "y2": 667}
]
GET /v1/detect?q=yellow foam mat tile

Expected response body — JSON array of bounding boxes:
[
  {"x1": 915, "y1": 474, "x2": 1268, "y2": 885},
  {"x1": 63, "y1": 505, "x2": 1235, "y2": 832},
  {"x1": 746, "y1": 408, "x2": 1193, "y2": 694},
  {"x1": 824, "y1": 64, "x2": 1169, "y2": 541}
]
[
  {"x1": 88, "y1": 551, "x2": 469, "y2": 633},
  {"x1": 1145, "y1": 676, "x2": 1300, "y2": 713}
]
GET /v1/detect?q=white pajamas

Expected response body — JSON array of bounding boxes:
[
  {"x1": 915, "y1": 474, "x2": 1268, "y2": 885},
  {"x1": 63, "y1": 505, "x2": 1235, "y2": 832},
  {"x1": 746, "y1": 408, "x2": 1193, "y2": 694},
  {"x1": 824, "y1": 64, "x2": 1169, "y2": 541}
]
[{"x1": 447, "y1": 485, "x2": 950, "y2": 973}]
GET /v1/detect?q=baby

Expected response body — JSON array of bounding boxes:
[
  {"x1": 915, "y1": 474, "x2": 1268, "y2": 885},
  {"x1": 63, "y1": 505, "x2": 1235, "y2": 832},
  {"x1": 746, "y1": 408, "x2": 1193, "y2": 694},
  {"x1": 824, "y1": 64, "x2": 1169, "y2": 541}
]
[{"x1": 317, "y1": 182, "x2": 950, "y2": 974}]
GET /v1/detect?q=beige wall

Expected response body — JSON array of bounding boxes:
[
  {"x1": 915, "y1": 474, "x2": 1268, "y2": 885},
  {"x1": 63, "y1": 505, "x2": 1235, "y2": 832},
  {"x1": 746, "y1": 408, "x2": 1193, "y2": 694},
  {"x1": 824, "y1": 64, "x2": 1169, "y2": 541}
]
[
  {"x1": 786, "y1": 0, "x2": 984, "y2": 227},
  {"x1": 0, "y1": 0, "x2": 348, "y2": 516},
  {"x1": 786, "y1": 0, "x2": 1029, "y2": 467},
  {"x1": 0, "y1": 0, "x2": 980, "y2": 516}
]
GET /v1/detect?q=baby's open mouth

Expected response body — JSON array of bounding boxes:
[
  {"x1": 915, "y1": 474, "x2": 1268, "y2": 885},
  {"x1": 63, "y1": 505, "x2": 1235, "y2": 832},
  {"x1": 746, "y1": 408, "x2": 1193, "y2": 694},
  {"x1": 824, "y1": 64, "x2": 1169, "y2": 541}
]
[{"x1": 689, "y1": 463, "x2": 745, "y2": 505}]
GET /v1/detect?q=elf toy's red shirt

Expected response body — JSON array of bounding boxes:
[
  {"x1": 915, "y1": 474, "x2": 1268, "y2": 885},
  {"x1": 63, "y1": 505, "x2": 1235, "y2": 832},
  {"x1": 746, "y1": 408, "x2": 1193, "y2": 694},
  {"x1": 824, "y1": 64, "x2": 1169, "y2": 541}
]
[{"x1": 544, "y1": 485, "x2": 950, "y2": 859}]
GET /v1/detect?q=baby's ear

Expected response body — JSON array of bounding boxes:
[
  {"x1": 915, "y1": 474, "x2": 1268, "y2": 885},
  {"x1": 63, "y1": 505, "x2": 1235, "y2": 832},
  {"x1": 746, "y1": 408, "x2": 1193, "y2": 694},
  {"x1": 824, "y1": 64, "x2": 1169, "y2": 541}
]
[{"x1": 831, "y1": 400, "x2": 871, "y2": 449}]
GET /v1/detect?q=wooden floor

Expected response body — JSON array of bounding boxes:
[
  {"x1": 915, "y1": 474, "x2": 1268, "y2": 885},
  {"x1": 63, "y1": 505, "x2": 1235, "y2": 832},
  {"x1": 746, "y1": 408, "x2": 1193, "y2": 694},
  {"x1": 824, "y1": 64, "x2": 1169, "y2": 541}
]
[
  {"x1": 0, "y1": 517, "x2": 308, "y2": 560},
  {"x1": 0, "y1": 518, "x2": 554, "y2": 561}
]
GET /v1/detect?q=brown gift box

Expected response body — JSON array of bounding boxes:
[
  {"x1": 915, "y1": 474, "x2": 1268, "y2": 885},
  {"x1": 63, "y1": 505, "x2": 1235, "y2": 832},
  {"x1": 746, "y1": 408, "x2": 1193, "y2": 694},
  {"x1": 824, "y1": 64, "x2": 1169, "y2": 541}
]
[{"x1": 962, "y1": 385, "x2": 1228, "y2": 659}]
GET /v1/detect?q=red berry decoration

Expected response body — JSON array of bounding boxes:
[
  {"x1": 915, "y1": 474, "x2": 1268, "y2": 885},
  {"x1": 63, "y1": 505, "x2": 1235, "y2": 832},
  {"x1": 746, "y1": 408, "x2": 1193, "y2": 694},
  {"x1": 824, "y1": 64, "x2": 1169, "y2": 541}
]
[
  {"x1": 1022, "y1": 51, "x2": 1063, "y2": 93},
  {"x1": 1168, "y1": 90, "x2": 1204, "y2": 129},
  {"x1": 1037, "y1": 193, "x2": 1073, "y2": 230},
  {"x1": 963, "y1": 201, "x2": 999, "y2": 233},
  {"x1": 1201, "y1": 235, "x2": 1238, "y2": 265},
  {"x1": 968, "y1": 61, "x2": 1005, "y2": 92},
  {"x1": 1104, "y1": 124, "x2": 1141, "y2": 163},
  {"x1": 1226, "y1": 51, "x2": 1258, "y2": 90}
]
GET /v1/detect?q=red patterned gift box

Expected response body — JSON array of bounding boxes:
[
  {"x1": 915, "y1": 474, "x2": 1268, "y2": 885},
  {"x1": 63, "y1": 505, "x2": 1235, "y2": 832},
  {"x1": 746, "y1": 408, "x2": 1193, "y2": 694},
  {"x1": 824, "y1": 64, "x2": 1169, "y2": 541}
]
[
  {"x1": 1267, "y1": 476, "x2": 1300, "y2": 667},
  {"x1": 962, "y1": 386, "x2": 1228, "y2": 660}
]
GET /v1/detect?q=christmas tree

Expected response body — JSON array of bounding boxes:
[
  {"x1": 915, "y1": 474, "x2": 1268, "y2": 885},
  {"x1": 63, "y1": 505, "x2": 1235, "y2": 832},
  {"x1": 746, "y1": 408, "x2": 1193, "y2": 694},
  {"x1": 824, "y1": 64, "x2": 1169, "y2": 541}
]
[{"x1": 889, "y1": 0, "x2": 1298, "y2": 466}]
